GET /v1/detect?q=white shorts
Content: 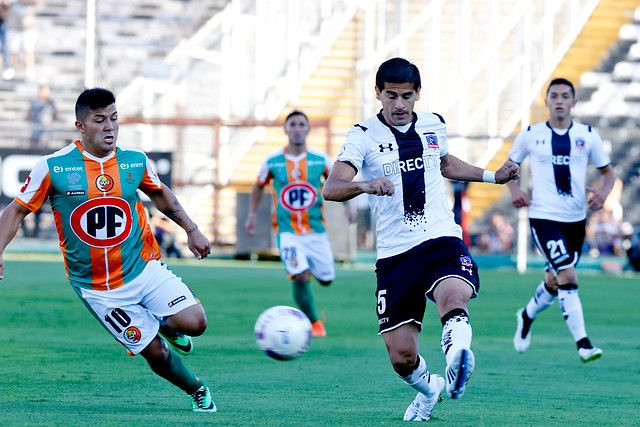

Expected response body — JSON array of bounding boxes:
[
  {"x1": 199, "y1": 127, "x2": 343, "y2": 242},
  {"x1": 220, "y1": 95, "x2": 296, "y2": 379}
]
[
  {"x1": 278, "y1": 232, "x2": 335, "y2": 282},
  {"x1": 77, "y1": 260, "x2": 199, "y2": 355},
  {"x1": 8, "y1": 29, "x2": 36, "y2": 53}
]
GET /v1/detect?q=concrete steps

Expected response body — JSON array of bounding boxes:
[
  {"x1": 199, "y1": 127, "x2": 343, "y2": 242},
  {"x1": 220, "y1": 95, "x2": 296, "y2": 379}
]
[{"x1": 465, "y1": 0, "x2": 638, "y2": 227}]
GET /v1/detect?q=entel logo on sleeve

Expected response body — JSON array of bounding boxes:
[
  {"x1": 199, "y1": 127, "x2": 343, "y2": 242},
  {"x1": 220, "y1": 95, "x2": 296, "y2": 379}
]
[
  {"x1": 69, "y1": 197, "x2": 133, "y2": 248},
  {"x1": 279, "y1": 182, "x2": 317, "y2": 213}
]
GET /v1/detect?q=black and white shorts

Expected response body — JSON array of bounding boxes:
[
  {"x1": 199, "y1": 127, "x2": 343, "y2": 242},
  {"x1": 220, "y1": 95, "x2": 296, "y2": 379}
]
[
  {"x1": 530, "y1": 218, "x2": 586, "y2": 275},
  {"x1": 374, "y1": 236, "x2": 479, "y2": 334}
]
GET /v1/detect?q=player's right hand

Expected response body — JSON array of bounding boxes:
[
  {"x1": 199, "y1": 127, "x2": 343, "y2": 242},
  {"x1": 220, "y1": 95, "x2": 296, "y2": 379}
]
[
  {"x1": 187, "y1": 228, "x2": 211, "y2": 260},
  {"x1": 245, "y1": 215, "x2": 257, "y2": 237},
  {"x1": 363, "y1": 177, "x2": 395, "y2": 196},
  {"x1": 496, "y1": 160, "x2": 520, "y2": 183},
  {"x1": 510, "y1": 188, "x2": 531, "y2": 208}
]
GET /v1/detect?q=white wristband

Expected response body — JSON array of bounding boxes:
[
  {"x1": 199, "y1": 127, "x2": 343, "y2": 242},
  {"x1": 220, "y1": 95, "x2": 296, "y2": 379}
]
[{"x1": 482, "y1": 170, "x2": 496, "y2": 183}]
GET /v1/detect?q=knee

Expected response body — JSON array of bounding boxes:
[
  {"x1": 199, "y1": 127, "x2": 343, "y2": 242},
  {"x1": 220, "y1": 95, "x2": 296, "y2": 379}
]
[
  {"x1": 436, "y1": 292, "x2": 469, "y2": 315},
  {"x1": 389, "y1": 348, "x2": 418, "y2": 377},
  {"x1": 556, "y1": 268, "x2": 577, "y2": 285},
  {"x1": 291, "y1": 271, "x2": 309, "y2": 283},
  {"x1": 168, "y1": 306, "x2": 208, "y2": 336},
  {"x1": 188, "y1": 311, "x2": 208, "y2": 336},
  {"x1": 141, "y1": 337, "x2": 170, "y2": 364}
]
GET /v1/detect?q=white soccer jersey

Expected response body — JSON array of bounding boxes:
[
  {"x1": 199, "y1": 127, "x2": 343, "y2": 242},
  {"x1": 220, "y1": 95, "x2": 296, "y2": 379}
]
[
  {"x1": 509, "y1": 121, "x2": 611, "y2": 222},
  {"x1": 336, "y1": 111, "x2": 462, "y2": 259}
]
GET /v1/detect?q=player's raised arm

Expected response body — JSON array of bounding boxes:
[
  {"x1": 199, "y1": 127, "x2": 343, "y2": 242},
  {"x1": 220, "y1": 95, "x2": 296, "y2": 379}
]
[
  {"x1": 440, "y1": 154, "x2": 519, "y2": 184},
  {"x1": 0, "y1": 201, "x2": 32, "y2": 279},
  {"x1": 144, "y1": 185, "x2": 211, "y2": 260},
  {"x1": 323, "y1": 161, "x2": 394, "y2": 201}
]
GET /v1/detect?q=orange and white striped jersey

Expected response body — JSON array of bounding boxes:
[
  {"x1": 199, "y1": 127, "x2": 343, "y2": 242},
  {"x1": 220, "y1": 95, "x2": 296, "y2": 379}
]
[
  {"x1": 256, "y1": 147, "x2": 332, "y2": 235},
  {"x1": 16, "y1": 140, "x2": 163, "y2": 291}
]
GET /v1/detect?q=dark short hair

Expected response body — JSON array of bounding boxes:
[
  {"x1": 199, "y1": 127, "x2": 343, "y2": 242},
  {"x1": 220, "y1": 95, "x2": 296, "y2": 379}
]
[
  {"x1": 546, "y1": 78, "x2": 575, "y2": 97},
  {"x1": 376, "y1": 57, "x2": 421, "y2": 91},
  {"x1": 285, "y1": 110, "x2": 309, "y2": 125},
  {"x1": 75, "y1": 88, "x2": 116, "y2": 121}
]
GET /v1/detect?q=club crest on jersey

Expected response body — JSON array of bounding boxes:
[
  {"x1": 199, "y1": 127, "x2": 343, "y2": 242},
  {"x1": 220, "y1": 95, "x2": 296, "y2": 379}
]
[
  {"x1": 96, "y1": 174, "x2": 114, "y2": 192},
  {"x1": 124, "y1": 326, "x2": 141, "y2": 343},
  {"x1": 279, "y1": 182, "x2": 318, "y2": 213},
  {"x1": 574, "y1": 138, "x2": 585, "y2": 149},
  {"x1": 424, "y1": 132, "x2": 439, "y2": 148},
  {"x1": 70, "y1": 197, "x2": 133, "y2": 248}
]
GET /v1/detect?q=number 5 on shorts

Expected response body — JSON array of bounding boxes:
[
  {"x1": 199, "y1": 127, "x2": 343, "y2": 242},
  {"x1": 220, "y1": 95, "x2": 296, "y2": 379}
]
[{"x1": 377, "y1": 289, "x2": 387, "y2": 315}]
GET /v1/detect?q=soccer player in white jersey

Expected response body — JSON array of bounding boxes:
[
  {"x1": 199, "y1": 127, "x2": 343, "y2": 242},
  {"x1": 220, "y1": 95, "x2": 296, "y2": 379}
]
[
  {"x1": 508, "y1": 78, "x2": 615, "y2": 363},
  {"x1": 0, "y1": 88, "x2": 217, "y2": 412},
  {"x1": 323, "y1": 57, "x2": 520, "y2": 421}
]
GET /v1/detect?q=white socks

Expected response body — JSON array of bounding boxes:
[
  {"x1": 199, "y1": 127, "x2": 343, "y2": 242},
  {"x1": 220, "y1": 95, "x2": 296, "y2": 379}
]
[
  {"x1": 525, "y1": 281, "x2": 557, "y2": 319},
  {"x1": 441, "y1": 313, "x2": 472, "y2": 366},
  {"x1": 400, "y1": 355, "x2": 439, "y2": 398},
  {"x1": 558, "y1": 285, "x2": 587, "y2": 342}
]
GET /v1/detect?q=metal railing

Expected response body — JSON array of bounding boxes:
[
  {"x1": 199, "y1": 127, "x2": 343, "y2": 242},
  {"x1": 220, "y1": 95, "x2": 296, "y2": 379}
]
[{"x1": 115, "y1": 0, "x2": 357, "y2": 185}]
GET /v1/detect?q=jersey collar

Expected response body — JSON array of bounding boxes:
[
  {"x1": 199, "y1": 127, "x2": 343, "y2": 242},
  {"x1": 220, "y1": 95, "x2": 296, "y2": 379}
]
[
  {"x1": 74, "y1": 140, "x2": 116, "y2": 163},
  {"x1": 376, "y1": 110, "x2": 417, "y2": 134}
]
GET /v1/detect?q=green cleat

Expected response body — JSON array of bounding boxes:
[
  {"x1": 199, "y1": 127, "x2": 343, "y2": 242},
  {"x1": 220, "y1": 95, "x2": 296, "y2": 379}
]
[
  {"x1": 158, "y1": 322, "x2": 193, "y2": 355},
  {"x1": 190, "y1": 386, "x2": 217, "y2": 413}
]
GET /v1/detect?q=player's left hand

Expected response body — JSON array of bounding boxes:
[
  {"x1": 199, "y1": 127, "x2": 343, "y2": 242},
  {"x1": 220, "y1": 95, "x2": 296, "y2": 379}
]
[
  {"x1": 187, "y1": 228, "x2": 211, "y2": 260},
  {"x1": 495, "y1": 160, "x2": 520, "y2": 184},
  {"x1": 345, "y1": 205, "x2": 357, "y2": 224},
  {"x1": 586, "y1": 186, "x2": 607, "y2": 212}
]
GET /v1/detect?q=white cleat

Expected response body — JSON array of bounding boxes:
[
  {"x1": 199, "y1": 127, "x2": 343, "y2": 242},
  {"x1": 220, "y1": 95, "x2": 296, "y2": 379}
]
[
  {"x1": 445, "y1": 349, "x2": 474, "y2": 399},
  {"x1": 403, "y1": 374, "x2": 445, "y2": 421},
  {"x1": 514, "y1": 308, "x2": 531, "y2": 353},
  {"x1": 579, "y1": 346, "x2": 603, "y2": 363}
]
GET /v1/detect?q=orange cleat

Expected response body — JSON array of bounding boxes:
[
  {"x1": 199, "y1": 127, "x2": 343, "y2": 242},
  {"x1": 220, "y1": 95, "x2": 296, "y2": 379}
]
[{"x1": 311, "y1": 320, "x2": 326, "y2": 337}]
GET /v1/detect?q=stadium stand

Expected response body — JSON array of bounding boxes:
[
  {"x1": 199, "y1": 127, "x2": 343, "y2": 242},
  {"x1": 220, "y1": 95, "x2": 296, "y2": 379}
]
[
  {"x1": 2, "y1": 0, "x2": 640, "y2": 257},
  {"x1": 0, "y1": 0, "x2": 226, "y2": 147},
  {"x1": 473, "y1": 5, "x2": 640, "y2": 253},
  {"x1": 574, "y1": 6, "x2": 640, "y2": 227}
]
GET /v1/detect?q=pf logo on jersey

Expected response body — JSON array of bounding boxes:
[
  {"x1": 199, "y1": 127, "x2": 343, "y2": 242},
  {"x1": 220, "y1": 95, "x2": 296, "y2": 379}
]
[
  {"x1": 279, "y1": 182, "x2": 318, "y2": 213},
  {"x1": 70, "y1": 197, "x2": 133, "y2": 248}
]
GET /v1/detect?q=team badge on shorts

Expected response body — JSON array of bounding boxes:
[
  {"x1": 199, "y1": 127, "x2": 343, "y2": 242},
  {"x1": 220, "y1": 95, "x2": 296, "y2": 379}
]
[
  {"x1": 124, "y1": 326, "x2": 142, "y2": 343},
  {"x1": 460, "y1": 256, "x2": 474, "y2": 275}
]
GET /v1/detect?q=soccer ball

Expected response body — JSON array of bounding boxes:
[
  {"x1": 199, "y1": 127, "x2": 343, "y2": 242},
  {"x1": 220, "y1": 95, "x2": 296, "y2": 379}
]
[{"x1": 254, "y1": 305, "x2": 312, "y2": 361}]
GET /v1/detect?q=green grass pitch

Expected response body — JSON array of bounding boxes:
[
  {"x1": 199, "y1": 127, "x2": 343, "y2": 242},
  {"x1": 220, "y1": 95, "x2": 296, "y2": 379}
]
[{"x1": 0, "y1": 254, "x2": 638, "y2": 425}]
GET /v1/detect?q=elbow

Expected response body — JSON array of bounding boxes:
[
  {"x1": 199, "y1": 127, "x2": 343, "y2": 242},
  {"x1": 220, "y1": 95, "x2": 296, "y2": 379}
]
[
  {"x1": 322, "y1": 187, "x2": 336, "y2": 201},
  {"x1": 440, "y1": 167, "x2": 452, "y2": 180},
  {"x1": 322, "y1": 184, "x2": 343, "y2": 202}
]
